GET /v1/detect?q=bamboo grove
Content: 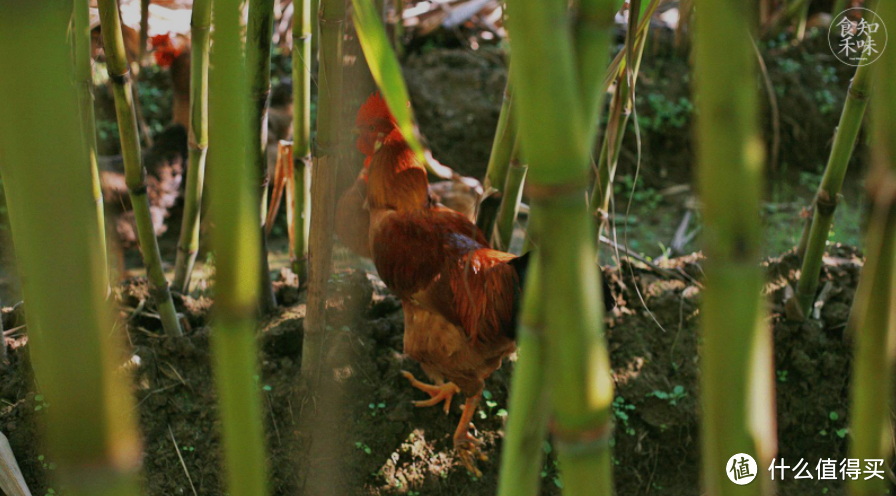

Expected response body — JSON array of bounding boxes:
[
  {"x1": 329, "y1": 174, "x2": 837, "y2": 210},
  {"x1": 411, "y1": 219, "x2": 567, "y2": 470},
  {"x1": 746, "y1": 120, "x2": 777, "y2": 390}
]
[{"x1": 0, "y1": 0, "x2": 894, "y2": 495}]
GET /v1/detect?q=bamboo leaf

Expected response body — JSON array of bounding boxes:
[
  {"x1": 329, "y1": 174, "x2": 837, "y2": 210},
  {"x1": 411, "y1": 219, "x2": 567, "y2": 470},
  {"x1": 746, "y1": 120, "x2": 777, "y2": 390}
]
[{"x1": 350, "y1": 0, "x2": 453, "y2": 179}]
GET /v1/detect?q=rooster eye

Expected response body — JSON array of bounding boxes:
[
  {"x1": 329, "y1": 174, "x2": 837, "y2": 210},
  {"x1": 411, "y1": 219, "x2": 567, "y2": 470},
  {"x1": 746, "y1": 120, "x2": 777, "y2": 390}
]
[{"x1": 369, "y1": 125, "x2": 375, "y2": 131}]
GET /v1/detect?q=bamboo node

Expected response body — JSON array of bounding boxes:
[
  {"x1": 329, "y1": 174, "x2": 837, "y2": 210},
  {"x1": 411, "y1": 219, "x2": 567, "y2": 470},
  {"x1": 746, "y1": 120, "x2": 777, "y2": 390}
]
[
  {"x1": 814, "y1": 190, "x2": 840, "y2": 216},
  {"x1": 148, "y1": 282, "x2": 173, "y2": 305},
  {"x1": 109, "y1": 70, "x2": 131, "y2": 85},
  {"x1": 550, "y1": 420, "x2": 612, "y2": 455},
  {"x1": 319, "y1": 16, "x2": 346, "y2": 26},
  {"x1": 847, "y1": 82, "x2": 871, "y2": 102},
  {"x1": 128, "y1": 183, "x2": 149, "y2": 196},
  {"x1": 294, "y1": 154, "x2": 313, "y2": 169},
  {"x1": 525, "y1": 176, "x2": 589, "y2": 202}
]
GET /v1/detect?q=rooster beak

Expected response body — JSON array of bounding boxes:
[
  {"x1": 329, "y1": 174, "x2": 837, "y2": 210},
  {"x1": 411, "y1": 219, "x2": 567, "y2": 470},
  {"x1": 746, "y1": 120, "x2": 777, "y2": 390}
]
[{"x1": 373, "y1": 131, "x2": 387, "y2": 151}]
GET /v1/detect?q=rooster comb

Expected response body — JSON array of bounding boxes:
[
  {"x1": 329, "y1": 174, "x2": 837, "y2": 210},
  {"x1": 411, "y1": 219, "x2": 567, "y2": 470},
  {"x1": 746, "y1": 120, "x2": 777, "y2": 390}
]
[{"x1": 356, "y1": 92, "x2": 395, "y2": 127}]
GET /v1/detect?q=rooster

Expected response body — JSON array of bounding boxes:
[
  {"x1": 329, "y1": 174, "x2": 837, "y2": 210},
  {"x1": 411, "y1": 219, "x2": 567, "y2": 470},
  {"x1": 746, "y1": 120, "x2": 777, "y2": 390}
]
[
  {"x1": 335, "y1": 94, "x2": 480, "y2": 259},
  {"x1": 333, "y1": 94, "x2": 393, "y2": 259},
  {"x1": 352, "y1": 94, "x2": 528, "y2": 475}
]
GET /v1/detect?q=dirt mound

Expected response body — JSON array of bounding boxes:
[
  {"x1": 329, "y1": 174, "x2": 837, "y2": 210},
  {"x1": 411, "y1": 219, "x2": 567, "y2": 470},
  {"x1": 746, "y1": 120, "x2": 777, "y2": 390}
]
[
  {"x1": 404, "y1": 47, "x2": 507, "y2": 179},
  {"x1": 0, "y1": 246, "x2": 868, "y2": 495}
]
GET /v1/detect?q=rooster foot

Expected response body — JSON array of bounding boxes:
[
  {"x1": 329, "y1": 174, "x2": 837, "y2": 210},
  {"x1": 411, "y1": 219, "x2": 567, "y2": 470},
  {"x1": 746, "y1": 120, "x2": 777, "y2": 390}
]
[
  {"x1": 400, "y1": 370, "x2": 459, "y2": 415},
  {"x1": 454, "y1": 429, "x2": 487, "y2": 478}
]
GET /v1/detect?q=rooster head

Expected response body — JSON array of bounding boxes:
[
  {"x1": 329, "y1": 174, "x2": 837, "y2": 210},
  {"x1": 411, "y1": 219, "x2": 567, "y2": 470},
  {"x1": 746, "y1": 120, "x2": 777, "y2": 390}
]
[
  {"x1": 356, "y1": 92, "x2": 397, "y2": 158},
  {"x1": 150, "y1": 33, "x2": 182, "y2": 68}
]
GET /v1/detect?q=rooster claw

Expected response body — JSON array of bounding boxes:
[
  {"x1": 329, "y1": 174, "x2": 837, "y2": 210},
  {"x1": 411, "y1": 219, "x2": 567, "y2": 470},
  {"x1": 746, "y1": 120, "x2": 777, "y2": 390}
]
[
  {"x1": 401, "y1": 371, "x2": 459, "y2": 415},
  {"x1": 454, "y1": 432, "x2": 486, "y2": 477}
]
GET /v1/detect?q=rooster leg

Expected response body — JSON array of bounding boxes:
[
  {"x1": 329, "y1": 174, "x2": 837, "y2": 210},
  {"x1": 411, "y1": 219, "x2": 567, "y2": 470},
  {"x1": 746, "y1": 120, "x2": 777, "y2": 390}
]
[
  {"x1": 400, "y1": 370, "x2": 459, "y2": 414},
  {"x1": 453, "y1": 394, "x2": 487, "y2": 477}
]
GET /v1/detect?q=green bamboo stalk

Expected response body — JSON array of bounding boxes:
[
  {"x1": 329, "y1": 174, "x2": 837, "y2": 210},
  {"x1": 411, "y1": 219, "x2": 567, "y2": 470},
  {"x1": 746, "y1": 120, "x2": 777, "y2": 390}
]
[
  {"x1": 97, "y1": 0, "x2": 183, "y2": 337},
  {"x1": 292, "y1": 0, "x2": 313, "y2": 284},
  {"x1": 847, "y1": 3, "x2": 896, "y2": 493},
  {"x1": 476, "y1": 77, "x2": 517, "y2": 244},
  {"x1": 248, "y1": 0, "x2": 279, "y2": 313},
  {"x1": 301, "y1": 0, "x2": 345, "y2": 380},
  {"x1": 140, "y1": 0, "x2": 150, "y2": 64},
  {"x1": 493, "y1": 150, "x2": 526, "y2": 252},
  {"x1": 503, "y1": 0, "x2": 616, "y2": 493},
  {"x1": 207, "y1": 0, "x2": 269, "y2": 494},
  {"x1": 694, "y1": 0, "x2": 772, "y2": 494},
  {"x1": 73, "y1": 0, "x2": 109, "y2": 279},
  {"x1": 846, "y1": 178, "x2": 896, "y2": 496},
  {"x1": 575, "y1": 0, "x2": 620, "y2": 142},
  {"x1": 0, "y1": 298, "x2": 5, "y2": 363},
  {"x1": 0, "y1": 3, "x2": 141, "y2": 494},
  {"x1": 173, "y1": 0, "x2": 212, "y2": 292},
  {"x1": 0, "y1": 296, "x2": 4, "y2": 363},
  {"x1": 496, "y1": 254, "x2": 551, "y2": 496},
  {"x1": 794, "y1": 4, "x2": 878, "y2": 318}
]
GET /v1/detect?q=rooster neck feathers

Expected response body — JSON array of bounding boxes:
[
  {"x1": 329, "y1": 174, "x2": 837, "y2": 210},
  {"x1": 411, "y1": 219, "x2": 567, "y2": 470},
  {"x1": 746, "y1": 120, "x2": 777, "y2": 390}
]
[{"x1": 366, "y1": 126, "x2": 430, "y2": 211}]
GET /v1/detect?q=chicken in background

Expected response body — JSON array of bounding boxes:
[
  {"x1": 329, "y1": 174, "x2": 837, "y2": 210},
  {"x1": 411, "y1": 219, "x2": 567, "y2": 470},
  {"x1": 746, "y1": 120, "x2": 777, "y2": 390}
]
[{"x1": 350, "y1": 94, "x2": 528, "y2": 475}]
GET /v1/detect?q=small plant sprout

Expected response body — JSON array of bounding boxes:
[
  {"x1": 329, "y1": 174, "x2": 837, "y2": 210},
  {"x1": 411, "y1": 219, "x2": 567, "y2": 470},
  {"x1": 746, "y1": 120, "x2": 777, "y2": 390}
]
[
  {"x1": 612, "y1": 396, "x2": 637, "y2": 436},
  {"x1": 647, "y1": 385, "x2": 687, "y2": 406},
  {"x1": 368, "y1": 402, "x2": 386, "y2": 417}
]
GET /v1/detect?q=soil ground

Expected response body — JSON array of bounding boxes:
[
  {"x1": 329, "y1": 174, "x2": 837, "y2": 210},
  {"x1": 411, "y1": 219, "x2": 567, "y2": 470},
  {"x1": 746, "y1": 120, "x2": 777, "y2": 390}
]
[{"x1": 0, "y1": 244, "x2": 886, "y2": 496}]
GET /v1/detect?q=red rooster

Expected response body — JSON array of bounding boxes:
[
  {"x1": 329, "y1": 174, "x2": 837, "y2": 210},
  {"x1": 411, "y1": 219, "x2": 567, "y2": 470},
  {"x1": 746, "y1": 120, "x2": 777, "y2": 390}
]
[
  {"x1": 333, "y1": 94, "x2": 397, "y2": 259},
  {"x1": 353, "y1": 94, "x2": 528, "y2": 475}
]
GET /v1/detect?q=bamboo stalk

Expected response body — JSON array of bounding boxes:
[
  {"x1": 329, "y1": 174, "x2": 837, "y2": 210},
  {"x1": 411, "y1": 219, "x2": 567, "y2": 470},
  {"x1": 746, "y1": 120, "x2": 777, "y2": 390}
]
[
  {"x1": 847, "y1": 3, "x2": 896, "y2": 493},
  {"x1": 73, "y1": 0, "x2": 109, "y2": 281},
  {"x1": 207, "y1": 0, "x2": 269, "y2": 495},
  {"x1": 575, "y1": 0, "x2": 619, "y2": 142},
  {"x1": 493, "y1": 152, "x2": 526, "y2": 252},
  {"x1": 292, "y1": 0, "x2": 313, "y2": 284},
  {"x1": 248, "y1": 0, "x2": 279, "y2": 313},
  {"x1": 496, "y1": 255, "x2": 551, "y2": 496},
  {"x1": 0, "y1": 3, "x2": 142, "y2": 494},
  {"x1": 173, "y1": 0, "x2": 212, "y2": 292},
  {"x1": 476, "y1": 78, "x2": 517, "y2": 245},
  {"x1": 794, "y1": 4, "x2": 878, "y2": 318},
  {"x1": 140, "y1": 0, "x2": 150, "y2": 64},
  {"x1": 0, "y1": 297, "x2": 4, "y2": 363},
  {"x1": 503, "y1": 0, "x2": 616, "y2": 492},
  {"x1": 694, "y1": 0, "x2": 774, "y2": 494},
  {"x1": 97, "y1": 0, "x2": 183, "y2": 337},
  {"x1": 301, "y1": 0, "x2": 345, "y2": 380}
]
